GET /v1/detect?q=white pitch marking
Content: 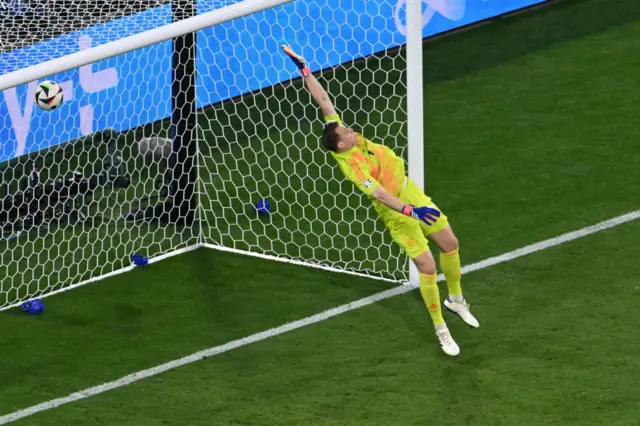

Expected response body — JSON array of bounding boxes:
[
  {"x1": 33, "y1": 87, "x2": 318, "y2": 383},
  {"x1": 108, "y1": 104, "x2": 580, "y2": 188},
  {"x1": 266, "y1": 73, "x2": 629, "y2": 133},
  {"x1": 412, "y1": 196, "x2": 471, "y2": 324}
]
[{"x1": 1, "y1": 209, "x2": 638, "y2": 424}]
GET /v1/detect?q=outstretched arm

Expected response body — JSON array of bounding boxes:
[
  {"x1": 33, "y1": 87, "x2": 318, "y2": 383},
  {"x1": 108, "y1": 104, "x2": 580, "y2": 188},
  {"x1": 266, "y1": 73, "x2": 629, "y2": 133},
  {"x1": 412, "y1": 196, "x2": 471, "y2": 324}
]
[
  {"x1": 371, "y1": 186, "x2": 406, "y2": 212},
  {"x1": 282, "y1": 45, "x2": 337, "y2": 118},
  {"x1": 281, "y1": 45, "x2": 440, "y2": 227},
  {"x1": 304, "y1": 72, "x2": 337, "y2": 118}
]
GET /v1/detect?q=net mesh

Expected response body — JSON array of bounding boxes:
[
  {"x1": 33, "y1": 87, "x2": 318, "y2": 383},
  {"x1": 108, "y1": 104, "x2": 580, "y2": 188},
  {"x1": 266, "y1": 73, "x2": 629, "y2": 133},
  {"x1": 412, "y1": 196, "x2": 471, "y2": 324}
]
[
  {"x1": 199, "y1": 0, "x2": 409, "y2": 280},
  {"x1": 0, "y1": 0, "x2": 411, "y2": 310}
]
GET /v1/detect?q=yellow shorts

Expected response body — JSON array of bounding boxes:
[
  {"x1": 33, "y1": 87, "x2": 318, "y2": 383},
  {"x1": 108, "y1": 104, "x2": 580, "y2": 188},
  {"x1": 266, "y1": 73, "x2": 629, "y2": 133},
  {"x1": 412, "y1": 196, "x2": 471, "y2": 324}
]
[{"x1": 379, "y1": 178, "x2": 449, "y2": 260}]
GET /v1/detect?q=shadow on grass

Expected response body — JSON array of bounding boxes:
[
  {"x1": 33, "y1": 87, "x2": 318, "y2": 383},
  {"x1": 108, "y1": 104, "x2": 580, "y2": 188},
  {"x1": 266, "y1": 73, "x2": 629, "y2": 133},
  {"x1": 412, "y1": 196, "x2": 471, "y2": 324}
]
[{"x1": 425, "y1": 0, "x2": 640, "y2": 84}]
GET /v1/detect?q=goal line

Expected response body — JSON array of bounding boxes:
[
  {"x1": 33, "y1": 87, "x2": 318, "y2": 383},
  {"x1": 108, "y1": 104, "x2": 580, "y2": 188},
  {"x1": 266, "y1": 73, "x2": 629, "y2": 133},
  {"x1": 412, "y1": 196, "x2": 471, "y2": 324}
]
[{"x1": 2, "y1": 208, "x2": 637, "y2": 424}]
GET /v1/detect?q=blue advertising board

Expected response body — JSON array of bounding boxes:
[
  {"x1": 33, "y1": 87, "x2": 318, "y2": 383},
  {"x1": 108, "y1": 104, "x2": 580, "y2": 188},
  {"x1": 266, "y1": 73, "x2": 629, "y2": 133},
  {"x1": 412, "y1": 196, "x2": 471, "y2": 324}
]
[{"x1": 0, "y1": 0, "x2": 546, "y2": 162}]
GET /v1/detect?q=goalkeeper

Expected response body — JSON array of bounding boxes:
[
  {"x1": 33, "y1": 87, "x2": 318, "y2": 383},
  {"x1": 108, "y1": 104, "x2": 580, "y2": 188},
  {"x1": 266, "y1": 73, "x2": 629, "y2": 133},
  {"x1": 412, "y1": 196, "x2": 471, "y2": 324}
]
[{"x1": 282, "y1": 45, "x2": 479, "y2": 356}]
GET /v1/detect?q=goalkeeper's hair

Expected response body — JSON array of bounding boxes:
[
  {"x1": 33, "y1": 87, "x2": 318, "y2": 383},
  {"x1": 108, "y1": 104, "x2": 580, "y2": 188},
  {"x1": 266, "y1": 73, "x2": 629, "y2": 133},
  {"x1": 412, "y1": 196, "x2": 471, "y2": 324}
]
[{"x1": 322, "y1": 122, "x2": 340, "y2": 152}]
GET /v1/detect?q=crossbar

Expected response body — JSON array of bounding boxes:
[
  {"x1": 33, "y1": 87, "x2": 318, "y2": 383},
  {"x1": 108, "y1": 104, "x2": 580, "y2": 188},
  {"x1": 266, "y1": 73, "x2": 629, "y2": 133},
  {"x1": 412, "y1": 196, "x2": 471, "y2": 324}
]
[{"x1": 0, "y1": 0, "x2": 294, "y2": 91}]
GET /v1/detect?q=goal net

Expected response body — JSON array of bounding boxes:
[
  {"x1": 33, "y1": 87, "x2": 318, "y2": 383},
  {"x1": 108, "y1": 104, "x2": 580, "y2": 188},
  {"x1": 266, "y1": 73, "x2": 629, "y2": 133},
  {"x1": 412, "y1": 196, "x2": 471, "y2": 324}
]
[
  {"x1": 0, "y1": 0, "x2": 414, "y2": 311},
  {"x1": 199, "y1": 0, "x2": 409, "y2": 280}
]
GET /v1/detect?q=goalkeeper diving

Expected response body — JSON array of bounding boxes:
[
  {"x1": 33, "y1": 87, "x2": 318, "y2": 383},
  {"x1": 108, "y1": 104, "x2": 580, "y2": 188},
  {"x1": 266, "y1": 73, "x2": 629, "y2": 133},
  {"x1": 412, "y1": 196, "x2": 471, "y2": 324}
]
[{"x1": 282, "y1": 45, "x2": 479, "y2": 356}]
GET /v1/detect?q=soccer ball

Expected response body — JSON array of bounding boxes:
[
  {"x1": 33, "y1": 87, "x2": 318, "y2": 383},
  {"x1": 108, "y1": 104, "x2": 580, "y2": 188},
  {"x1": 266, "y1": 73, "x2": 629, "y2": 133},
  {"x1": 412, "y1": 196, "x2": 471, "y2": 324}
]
[{"x1": 34, "y1": 81, "x2": 64, "y2": 111}]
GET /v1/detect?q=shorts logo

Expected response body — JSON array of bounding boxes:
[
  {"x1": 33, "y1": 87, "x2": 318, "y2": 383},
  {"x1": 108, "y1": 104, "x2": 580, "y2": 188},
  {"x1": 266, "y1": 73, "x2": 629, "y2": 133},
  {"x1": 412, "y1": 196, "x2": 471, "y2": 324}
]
[{"x1": 363, "y1": 179, "x2": 372, "y2": 188}]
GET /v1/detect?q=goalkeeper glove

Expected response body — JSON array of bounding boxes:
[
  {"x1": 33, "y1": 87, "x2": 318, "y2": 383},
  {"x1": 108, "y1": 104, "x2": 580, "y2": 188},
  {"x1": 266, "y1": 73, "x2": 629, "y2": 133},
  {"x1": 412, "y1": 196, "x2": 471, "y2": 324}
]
[
  {"x1": 402, "y1": 205, "x2": 441, "y2": 225},
  {"x1": 282, "y1": 45, "x2": 311, "y2": 77}
]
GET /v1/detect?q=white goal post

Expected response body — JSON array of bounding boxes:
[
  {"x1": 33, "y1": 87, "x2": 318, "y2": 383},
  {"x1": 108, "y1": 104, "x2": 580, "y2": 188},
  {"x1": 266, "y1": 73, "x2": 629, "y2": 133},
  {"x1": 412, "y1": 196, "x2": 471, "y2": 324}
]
[
  {"x1": 0, "y1": 0, "x2": 425, "y2": 311},
  {"x1": 406, "y1": 0, "x2": 424, "y2": 287}
]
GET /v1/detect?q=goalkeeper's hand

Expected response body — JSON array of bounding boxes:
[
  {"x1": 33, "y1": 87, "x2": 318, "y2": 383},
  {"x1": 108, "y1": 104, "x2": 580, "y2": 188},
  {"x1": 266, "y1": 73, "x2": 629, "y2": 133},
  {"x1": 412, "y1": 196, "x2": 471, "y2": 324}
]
[
  {"x1": 402, "y1": 205, "x2": 441, "y2": 225},
  {"x1": 282, "y1": 45, "x2": 311, "y2": 77}
]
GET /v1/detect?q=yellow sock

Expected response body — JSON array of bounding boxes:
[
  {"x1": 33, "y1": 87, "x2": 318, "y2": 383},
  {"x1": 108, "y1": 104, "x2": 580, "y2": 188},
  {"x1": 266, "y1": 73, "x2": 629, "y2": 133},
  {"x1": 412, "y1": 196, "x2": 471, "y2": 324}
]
[
  {"x1": 440, "y1": 248, "x2": 463, "y2": 301},
  {"x1": 419, "y1": 273, "x2": 444, "y2": 325}
]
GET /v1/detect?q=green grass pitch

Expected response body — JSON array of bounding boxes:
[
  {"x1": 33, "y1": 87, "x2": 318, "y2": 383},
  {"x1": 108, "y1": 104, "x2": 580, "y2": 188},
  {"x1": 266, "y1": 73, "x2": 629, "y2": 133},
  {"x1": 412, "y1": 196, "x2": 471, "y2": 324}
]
[{"x1": 2, "y1": 0, "x2": 640, "y2": 424}]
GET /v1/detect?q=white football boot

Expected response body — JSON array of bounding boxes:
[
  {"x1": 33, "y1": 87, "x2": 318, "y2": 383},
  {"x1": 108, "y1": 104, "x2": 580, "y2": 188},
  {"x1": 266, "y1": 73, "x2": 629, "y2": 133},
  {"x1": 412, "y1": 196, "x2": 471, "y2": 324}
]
[
  {"x1": 444, "y1": 298, "x2": 480, "y2": 328},
  {"x1": 436, "y1": 327, "x2": 460, "y2": 356}
]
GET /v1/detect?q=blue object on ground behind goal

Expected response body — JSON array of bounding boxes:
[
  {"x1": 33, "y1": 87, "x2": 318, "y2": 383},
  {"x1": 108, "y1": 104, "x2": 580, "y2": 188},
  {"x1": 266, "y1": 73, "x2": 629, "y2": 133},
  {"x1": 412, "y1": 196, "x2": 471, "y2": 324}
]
[
  {"x1": 21, "y1": 299, "x2": 45, "y2": 314},
  {"x1": 131, "y1": 252, "x2": 149, "y2": 267},
  {"x1": 254, "y1": 199, "x2": 271, "y2": 215}
]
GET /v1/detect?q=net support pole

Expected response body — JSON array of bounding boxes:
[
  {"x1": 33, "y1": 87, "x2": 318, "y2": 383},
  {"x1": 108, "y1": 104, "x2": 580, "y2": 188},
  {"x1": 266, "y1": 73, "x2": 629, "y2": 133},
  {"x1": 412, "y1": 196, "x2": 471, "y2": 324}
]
[
  {"x1": 171, "y1": 0, "x2": 197, "y2": 225},
  {"x1": 407, "y1": 0, "x2": 424, "y2": 287}
]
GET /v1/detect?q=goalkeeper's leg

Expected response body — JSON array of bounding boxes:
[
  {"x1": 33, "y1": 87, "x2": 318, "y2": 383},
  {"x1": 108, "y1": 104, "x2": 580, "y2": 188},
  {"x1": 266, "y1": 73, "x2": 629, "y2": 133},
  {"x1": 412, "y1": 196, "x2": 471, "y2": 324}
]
[
  {"x1": 402, "y1": 177, "x2": 480, "y2": 329},
  {"x1": 386, "y1": 217, "x2": 460, "y2": 356},
  {"x1": 411, "y1": 249, "x2": 443, "y2": 325},
  {"x1": 398, "y1": 179, "x2": 469, "y2": 320},
  {"x1": 412, "y1": 249, "x2": 460, "y2": 356},
  {"x1": 429, "y1": 225, "x2": 463, "y2": 302},
  {"x1": 429, "y1": 224, "x2": 480, "y2": 328}
]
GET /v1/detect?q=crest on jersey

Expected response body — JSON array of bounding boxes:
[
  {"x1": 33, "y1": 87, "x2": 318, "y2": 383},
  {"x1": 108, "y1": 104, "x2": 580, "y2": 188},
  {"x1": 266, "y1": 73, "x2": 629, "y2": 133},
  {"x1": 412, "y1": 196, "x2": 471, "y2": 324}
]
[{"x1": 363, "y1": 179, "x2": 373, "y2": 188}]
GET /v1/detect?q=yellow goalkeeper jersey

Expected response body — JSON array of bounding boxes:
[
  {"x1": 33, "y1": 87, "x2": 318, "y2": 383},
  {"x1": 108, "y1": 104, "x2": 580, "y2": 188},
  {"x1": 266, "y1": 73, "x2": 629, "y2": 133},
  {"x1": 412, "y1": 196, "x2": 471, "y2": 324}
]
[{"x1": 325, "y1": 115, "x2": 407, "y2": 215}]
